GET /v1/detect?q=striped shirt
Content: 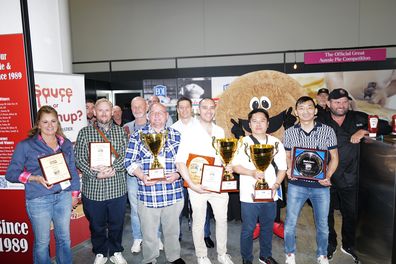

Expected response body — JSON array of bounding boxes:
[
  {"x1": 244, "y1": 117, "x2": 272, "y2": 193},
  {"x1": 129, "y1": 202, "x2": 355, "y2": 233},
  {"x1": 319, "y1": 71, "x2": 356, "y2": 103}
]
[
  {"x1": 283, "y1": 122, "x2": 337, "y2": 188},
  {"x1": 74, "y1": 121, "x2": 128, "y2": 201},
  {"x1": 124, "y1": 124, "x2": 183, "y2": 208}
]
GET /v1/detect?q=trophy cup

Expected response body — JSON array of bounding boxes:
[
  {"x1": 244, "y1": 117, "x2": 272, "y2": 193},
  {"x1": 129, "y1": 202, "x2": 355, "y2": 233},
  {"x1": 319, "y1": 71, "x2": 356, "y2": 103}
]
[
  {"x1": 140, "y1": 131, "x2": 168, "y2": 181},
  {"x1": 245, "y1": 142, "x2": 278, "y2": 202},
  {"x1": 212, "y1": 137, "x2": 242, "y2": 192}
]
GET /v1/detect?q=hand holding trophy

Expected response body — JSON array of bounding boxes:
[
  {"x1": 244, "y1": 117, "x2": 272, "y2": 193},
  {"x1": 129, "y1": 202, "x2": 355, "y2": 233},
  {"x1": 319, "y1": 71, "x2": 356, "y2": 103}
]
[
  {"x1": 245, "y1": 142, "x2": 278, "y2": 202},
  {"x1": 212, "y1": 136, "x2": 242, "y2": 192},
  {"x1": 140, "y1": 131, "x2": 168, "y2": 181}
]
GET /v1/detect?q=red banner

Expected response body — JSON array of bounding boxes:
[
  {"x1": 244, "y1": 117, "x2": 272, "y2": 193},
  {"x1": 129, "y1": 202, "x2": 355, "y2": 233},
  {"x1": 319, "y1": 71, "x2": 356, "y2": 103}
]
[
  {"x1": 0, "y1": 34, "x2": 32, "y2": 175},
  {"x1": 0, "y1": 34, "x2": 33, "y2": 261}
]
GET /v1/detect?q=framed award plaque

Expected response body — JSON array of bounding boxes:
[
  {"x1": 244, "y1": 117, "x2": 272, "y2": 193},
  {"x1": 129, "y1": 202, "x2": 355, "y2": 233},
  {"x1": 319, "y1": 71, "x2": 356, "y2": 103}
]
[
  {"x1": 292, "y1": 147, "x2": 327, "y2": 181},
  {"x1": 89, "y1": 142, "x2": 112, "y2": 167},
  {"x1": 38, "y1": 152, "x2": 72, "y2": 185},
  {"x1": 201, "y1": 164, "x2": 224, "y2": 193},
  {"x1": 185, "y1": 154, "x2": 215, "y2": 188}
]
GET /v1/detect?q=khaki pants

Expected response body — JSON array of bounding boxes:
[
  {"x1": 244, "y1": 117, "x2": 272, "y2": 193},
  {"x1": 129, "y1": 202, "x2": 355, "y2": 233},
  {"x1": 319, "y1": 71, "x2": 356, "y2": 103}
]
[
  {"x1": 138, "y1": 199, "x2": 184, "y2": 263},
  {"x1": 188, "y1": 189, "x2": 229, "y2": 258}
]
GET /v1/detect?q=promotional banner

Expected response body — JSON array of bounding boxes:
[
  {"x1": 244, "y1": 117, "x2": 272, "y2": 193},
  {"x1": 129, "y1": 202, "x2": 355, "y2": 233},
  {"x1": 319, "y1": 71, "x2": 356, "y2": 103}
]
[
  {"x1": 34, "y1": 72, "x2": 90, "y2": 257},
  {"x1": 304, "y1": 48, "x2": 387, "y2": 64},
  {"x1": 144, "y1": 70, "x2": 396, "y2": 122},
  {"x1": 290, "y1": 69, "x2": 396, "y2": 120},
  {"x1": 34, "y1": 72, "x2": 87, "y2": 142},
  {"x1": 0, "y1": 33, "x2": 34, "y2": 262},
  {"x1": 0, "y1": 34, "x2": 32, "y2": 178}
]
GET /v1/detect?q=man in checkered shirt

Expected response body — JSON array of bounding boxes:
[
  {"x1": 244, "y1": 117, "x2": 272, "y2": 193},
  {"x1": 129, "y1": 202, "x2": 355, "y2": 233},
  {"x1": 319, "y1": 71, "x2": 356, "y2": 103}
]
[
  {"x1": 75, "y1": 98, "x2": 129, "y2": 264},
  {"x1": 125, "y1": 102, "x2": 185, "y2": 264},
  {"x1": 283, "y1": 96, "x2": 339, "y2": 264}
]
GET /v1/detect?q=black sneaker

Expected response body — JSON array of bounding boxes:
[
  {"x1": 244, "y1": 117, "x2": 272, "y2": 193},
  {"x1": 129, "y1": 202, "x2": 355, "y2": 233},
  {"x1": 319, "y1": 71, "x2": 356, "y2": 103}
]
[
  {"x1": 242, "y1": 260, "x2": 253, "y2": 264},
  {"x1": 259, "y1": 256, "x2": 279, "y2": 264},
  {"x1": 327, "y1": 245, "x2": 337, "y2": 261},
  {"x1": 341, "y1": 246, "x2": 360, "y2": 263},
  {"x1": 170, "y1": 258, "x2": 186, "y2": 264}
]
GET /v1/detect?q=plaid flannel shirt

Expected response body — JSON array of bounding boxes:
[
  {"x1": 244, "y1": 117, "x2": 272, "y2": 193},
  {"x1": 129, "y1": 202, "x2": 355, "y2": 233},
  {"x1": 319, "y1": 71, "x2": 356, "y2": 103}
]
[
  {"x1": 124, "y1": 124, "x2": 183, "y2": 208},
  {"x1": 74, "y1": 122, "x2": 128, "y2": 201}
]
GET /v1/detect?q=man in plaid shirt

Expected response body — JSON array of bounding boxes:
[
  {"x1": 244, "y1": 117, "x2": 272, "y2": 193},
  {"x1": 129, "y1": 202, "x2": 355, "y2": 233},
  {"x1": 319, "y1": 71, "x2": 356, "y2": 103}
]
[
  {"x1": 125, "y1": 102, "x2": 185, "y2": 264},
  {"x1": 75, "y1": 98, "x2": 128, "y2": 264}
]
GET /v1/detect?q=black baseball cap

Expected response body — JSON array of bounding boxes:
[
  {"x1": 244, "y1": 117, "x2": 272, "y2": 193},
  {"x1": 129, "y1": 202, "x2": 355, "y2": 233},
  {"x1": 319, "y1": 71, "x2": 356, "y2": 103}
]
[
  {"x1": 317, "y1": 88, "x2": 329, "y2": 95},
  {"x1": 328, "y1": 88, "x2": 352, "y2": 100}
]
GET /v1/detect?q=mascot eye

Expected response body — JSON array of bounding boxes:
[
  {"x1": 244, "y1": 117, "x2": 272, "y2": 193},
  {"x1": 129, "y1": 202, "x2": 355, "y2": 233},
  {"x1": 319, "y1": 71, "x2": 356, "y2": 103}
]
[
  {"x1": 260, "y1": 96, "x2": 271, "y2": 110},
  {"x1": 249, "y1": 97, "x2": 260, "y2": 110}
]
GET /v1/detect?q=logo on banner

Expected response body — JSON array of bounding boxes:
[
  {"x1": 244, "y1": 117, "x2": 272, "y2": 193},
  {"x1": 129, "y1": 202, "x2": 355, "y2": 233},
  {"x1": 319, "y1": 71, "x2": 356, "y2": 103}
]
[{"x1": 153, "y1": 85, "x2": 167, "y2": 97}]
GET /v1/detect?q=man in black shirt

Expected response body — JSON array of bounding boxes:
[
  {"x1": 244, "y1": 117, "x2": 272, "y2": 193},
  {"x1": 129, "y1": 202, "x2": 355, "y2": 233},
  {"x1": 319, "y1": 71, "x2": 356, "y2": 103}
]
[
  {"x1": 316, "y1": 88, "x2": 329, "y2": 114},
  {"x1": 316, "y1": 88, "x2": 390, "y2": 263}
]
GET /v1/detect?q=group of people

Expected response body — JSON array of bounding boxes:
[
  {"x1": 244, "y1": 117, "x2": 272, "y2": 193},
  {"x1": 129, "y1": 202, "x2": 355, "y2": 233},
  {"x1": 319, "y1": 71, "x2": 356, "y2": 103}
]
[{"x1": 6, "y1": 87, "x2": 386, "y2": 264}]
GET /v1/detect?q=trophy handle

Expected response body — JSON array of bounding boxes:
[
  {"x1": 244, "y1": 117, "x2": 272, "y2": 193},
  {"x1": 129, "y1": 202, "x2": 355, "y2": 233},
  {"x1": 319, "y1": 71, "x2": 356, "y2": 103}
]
[
  {"x1": 244, "y1": 142, "x2": 251, "y2": 162},
  {"x1": 211, "y1": 136, "x2": 226, "y2": 165},
  {"x1": 163, "y1": 130, "x2": 168, "y2": 148},
  {"x1": 236, "y1": 136, "x2": 243, "y2": 155},
  {"x1": 212, "y1": 136, "x2": 219, "y2": 155},
  {"x1": 139, "y1": 132, "x2": 148, "y2": 149},
  {"x1": 273, "y1": 142, "x2": 279, "y2": 156}
]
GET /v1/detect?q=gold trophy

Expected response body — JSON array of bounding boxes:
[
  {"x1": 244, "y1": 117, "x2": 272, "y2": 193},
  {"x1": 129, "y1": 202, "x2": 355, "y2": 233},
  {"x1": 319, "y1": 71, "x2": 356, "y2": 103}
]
[
  {"x1": 245, "y1": 142, "x2": 278, "y2": 201},
  {"x1": 140, "y1": 131, "x2": 168, "y2": 180},
  {"x1": 212, "y1": 136, "x2": 242, "y2": 192}
]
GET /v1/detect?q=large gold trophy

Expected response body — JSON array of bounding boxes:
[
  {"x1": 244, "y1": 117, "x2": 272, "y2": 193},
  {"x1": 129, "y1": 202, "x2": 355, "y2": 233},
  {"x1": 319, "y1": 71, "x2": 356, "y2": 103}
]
[
  {"x1": 140, "y1": 131, "x2": 168, "y2": 180},
  {"x1": 245, "y1": 142, "x2": 278, "y2": 201},
  {"x1": 212, "y1": 136, "x2": 242, "y2": 192}
]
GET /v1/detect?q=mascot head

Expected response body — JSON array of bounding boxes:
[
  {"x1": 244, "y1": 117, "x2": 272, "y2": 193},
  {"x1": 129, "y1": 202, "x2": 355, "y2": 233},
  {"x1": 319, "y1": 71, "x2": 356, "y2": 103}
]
[{"x1": 216, "y1": 70, "x2": 305, "y2": 139}]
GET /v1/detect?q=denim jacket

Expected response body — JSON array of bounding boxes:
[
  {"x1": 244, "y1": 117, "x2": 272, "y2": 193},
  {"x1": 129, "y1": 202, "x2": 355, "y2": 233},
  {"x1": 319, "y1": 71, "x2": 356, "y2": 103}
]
[{"x1": 6, "y1": 134, "x2": 80, "y2": 200}]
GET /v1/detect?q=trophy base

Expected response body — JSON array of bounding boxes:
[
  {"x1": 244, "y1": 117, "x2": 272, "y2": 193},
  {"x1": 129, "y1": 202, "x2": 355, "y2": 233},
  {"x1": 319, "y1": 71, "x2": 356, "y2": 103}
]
[
  {"x1": 148, "y1": 168, "x2": 165, "y2": 181},
  {"x1": 221, "y1": 180, "x2": 238, "y2": 192},
  {"x1": 253, "y1": 189, "x2": 273, "y2": 202},
  {"x1": 294, "y1": 175, "x2": 324, "y2": 181}
]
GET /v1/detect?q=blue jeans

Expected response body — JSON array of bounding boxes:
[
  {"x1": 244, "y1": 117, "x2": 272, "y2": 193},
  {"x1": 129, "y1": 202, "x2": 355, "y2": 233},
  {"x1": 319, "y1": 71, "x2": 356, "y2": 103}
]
[
  {"x1": 127, "y1": 176, "x2": 142, "y2": 240},
  {"x1": 284, "y1": 184, "x2": 330, "y2": 257},
  {"x1": 26, "y1": 191, "x2": 72, "y2": 264},
  {"x1": 240, "y1": 201, "x2": 276, "y2": 262},
  {"x1": 204, "y1": 207, "x2": 211, "y2": 237}
]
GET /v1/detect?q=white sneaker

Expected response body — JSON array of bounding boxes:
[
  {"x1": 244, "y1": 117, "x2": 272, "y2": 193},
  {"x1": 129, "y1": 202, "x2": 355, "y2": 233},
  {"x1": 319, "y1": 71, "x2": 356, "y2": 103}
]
[
  {"x1": 158, "y1": 238, "x2": 164, "y2": 251},
  {"x1": 217, "y1": 254, "x2": 234, "y2": 264},
  {"x1": 317, "y1": 255, "x2": 329, "y2": 264},
  {"x1": 110, "y1": 252, "x2": 127, "y2": 264},
  {"x1": 94, "y1": 254, "x2": 108, "y2": 264},
  {"x1": 197, "y1": 256, "x2": 212, "y2": 264},
  {"x1": 130, "y1": 239, "x2": 142, "y2": 253},
  {"x1": 285, "y1": 253, "x2": 295, "y2": 264}
]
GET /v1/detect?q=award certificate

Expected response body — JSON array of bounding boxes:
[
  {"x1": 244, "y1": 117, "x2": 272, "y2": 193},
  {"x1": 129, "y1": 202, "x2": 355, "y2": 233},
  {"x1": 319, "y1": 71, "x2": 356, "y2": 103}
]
[
  {"x1": 185, "y1": 154, "x2": 215, "y2": 188},
  {"x1": 201, "y1": 164, "x2": 223, "y2": 193},
  {"x1": 90, "y1": 142, "x2": 112, "y2": 167},
  {"x1": 292, "y1": 147, "x2": 327, "y2": 181},
  {"x1": 38, "y1": 152, "x2": 72, "y2": 185}
]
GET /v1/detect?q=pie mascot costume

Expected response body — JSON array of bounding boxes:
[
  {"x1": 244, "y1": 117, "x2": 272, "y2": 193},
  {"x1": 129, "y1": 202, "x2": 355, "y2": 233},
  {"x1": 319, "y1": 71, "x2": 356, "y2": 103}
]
[{"x1": 215, "y1": 70, "x2": 306, "y2": 239}]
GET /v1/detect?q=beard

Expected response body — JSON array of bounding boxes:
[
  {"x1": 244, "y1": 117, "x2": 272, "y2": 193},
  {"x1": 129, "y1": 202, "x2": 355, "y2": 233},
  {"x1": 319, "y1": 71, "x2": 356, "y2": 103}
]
[{"x1": 329, "y1": 107, "x2": 348, "y2": 117}]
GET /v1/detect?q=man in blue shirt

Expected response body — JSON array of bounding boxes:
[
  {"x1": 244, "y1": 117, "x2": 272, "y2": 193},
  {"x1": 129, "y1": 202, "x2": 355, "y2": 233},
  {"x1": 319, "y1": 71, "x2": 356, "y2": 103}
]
[{"x1": 125, "y1": 102, "x2": 185, "y2": 264}]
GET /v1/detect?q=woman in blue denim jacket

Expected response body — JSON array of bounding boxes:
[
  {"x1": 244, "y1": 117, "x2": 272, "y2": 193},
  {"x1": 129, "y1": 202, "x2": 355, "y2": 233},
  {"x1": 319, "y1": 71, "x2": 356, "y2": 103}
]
[{"x1": 6, "y1": 106, "x2": 80, "y2": 264}]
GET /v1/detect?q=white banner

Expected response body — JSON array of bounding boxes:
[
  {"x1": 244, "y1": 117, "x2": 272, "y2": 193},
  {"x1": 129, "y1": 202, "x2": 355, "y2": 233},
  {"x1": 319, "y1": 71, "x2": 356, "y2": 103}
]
[{"x1": 34, "y1": 72, "x2": 87, "y2": 142}]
